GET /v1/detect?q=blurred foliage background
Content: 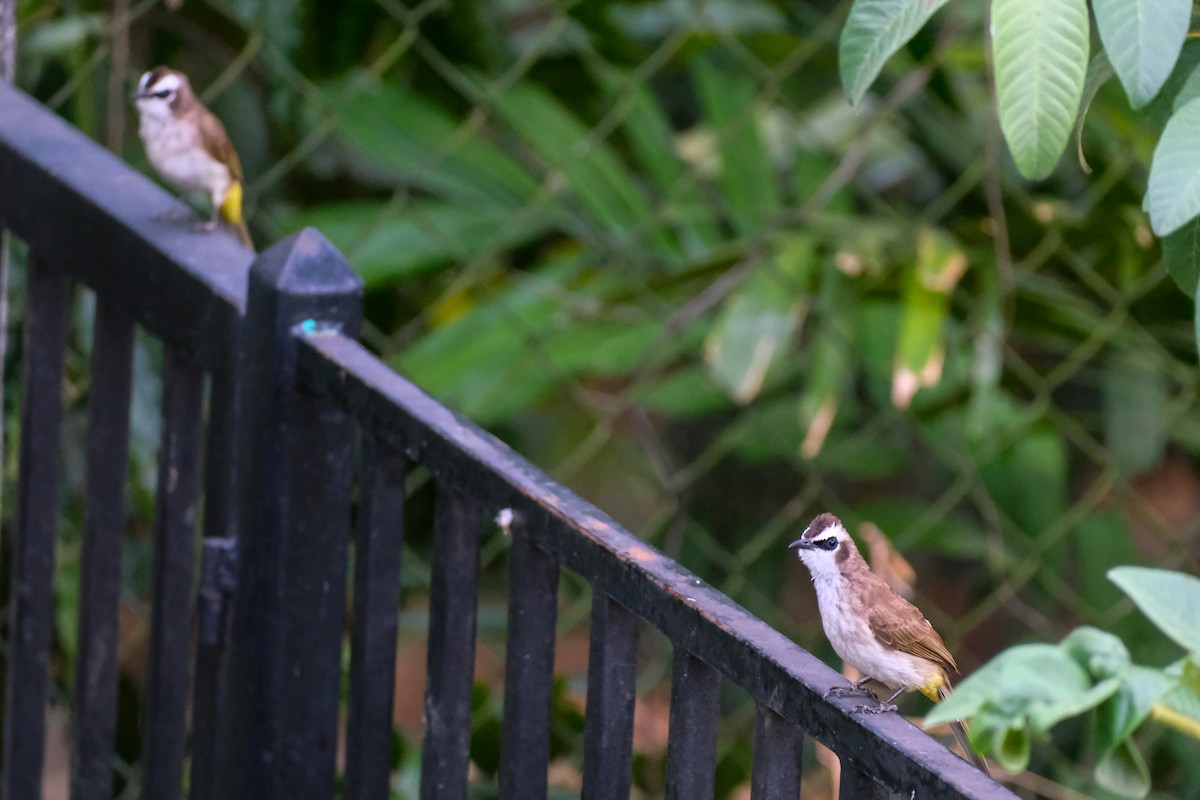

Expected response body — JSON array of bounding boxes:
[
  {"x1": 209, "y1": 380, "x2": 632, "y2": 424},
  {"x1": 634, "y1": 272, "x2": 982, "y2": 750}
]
[{"x1": 5, "y1": 0, "x2": 1200, "y2": 798}]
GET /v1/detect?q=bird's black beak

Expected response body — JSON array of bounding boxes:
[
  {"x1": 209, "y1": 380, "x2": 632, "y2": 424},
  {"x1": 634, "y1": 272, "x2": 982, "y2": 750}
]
[{"x1": 789, "y1": 538, "x2": 813, "y2": 550}]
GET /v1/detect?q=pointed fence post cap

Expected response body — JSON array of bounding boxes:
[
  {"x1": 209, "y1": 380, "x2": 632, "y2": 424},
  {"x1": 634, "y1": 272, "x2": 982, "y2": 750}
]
[{"x1": 249, "y1": 227, "x2": 362, "y2": 299}]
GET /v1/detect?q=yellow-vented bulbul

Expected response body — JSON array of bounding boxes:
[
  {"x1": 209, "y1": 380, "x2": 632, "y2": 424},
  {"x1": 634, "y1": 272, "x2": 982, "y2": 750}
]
[
  {"x1": 790, "y1": 512, "x2": 990, "y2": 775},
  {"x1": 134, "y1": 66, "x2": 253, "y2": 250}
]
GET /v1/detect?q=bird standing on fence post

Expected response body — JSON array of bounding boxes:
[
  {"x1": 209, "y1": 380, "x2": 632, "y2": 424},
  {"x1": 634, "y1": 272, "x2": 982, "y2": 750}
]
[
  {"x1": 789, "y1": 512, "x2": 990, "y2": 775},
  {"x1": 133, "y1": 66, "x2": 254, "y2": 250}
]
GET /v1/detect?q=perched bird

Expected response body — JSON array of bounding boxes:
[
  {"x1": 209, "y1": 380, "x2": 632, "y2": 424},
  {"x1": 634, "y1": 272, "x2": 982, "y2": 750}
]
[
  {"x1": 134, "y1": 66, "x2": 253, "y2": 250},
  {"x1": 790, "y1": 512, "x2": 989, "y2": 775}
]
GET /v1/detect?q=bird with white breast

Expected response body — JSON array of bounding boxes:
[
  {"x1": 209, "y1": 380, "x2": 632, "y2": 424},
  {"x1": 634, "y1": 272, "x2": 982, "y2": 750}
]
[
  {"x1": 790, "y1": 512, "x2": 989, "y2": 774},
  {"x1": 134, "y1": 66, "x2": 253, "y2": 250}
]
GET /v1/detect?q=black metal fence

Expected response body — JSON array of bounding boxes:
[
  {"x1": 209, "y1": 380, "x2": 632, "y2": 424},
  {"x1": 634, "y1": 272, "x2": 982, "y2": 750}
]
[{"x1": 0, "y1": 81, "x2": 1014, "y2": 799}]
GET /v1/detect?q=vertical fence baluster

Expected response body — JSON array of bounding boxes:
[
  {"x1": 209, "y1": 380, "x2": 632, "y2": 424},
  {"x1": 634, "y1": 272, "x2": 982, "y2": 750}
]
[
  {"x1": 189, "y1": 355, "x2": 239, "y2": 800},
  {"x1": 140, "y1": 352, "x2": 205, "y2": 800},
  {"x1": 581, "y1": 592, "x2": 639, "y2": 800},
  {"x1": 664, "y1": 648, "x2": 721, "y2": 800},
  {"x1": 498, "y1": 518, "x2": 559, "y2": 800},
  {"x1": 70, "y1": 300, "x2": 135, "y2": 800},
  {"x1": 216, "y1": 229, "x2": 362, "y2": 800},
  {"x1": 840, "y1": 759, "x2": 890, "y2": 800},
  {"x1": 277, "y1": 376, "x2": 357, "y2": 794},
  {"x1": 419, "y1": 483, "x2": 482, "y2": 800},
  {"x1": 750, "y1": 704, "x2": 804, "y2": 800},
  {"x1": 345, "y1": 434, "x2": 407, "y2": 800},
  {"x1": 1, "y1": 255, "x2": 69, "y2": 800}
]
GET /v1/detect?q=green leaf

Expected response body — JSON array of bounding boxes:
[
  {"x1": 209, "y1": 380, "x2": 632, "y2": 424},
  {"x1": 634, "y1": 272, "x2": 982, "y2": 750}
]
[
  {"x1": 1158, "y1": 660, "x2": 1200, "y2": 731},
  {"x1": 704, "y1": 240, "x2": 815, "y2": 403},
  {"x1": 1146, "y1": 97, "x2": 1200, "y2": 236},
  {"x1": 634, "y1": 367, "x2": 732, "y2": 418},
  {"x1": 330, "y1": 75, "x2": 538, "y2": 209},
  {"x1": 1094, "y1": 739, "x2": 1151, "y2": 799},
  {"x1": 1172, "y1": 60, "x2": 1200, "y2": 113},
  {"x1": 1075, "y1": 512, "x2": 1137, "y2": 610},
  {"x1": 1075, "y1": 53, "x2": 1116, "y2": 174},
  {"x1": 1092, "y1": 0, "x2": 1190, "y2": 109},
  {"x1": 1095, "y1": 666, "x2": 1176, "y2": 758},
  {"x1": 798, "y1": 268, "x2": 856, "y2": 458},
  {"x1": 594, "y1": 66, "x2": 722, "y2": 257},
  {"x1": 694, "y1": 55, "x2": 781, "y2": 235},
  {"x1": 277, "y1": 201, "x2": 552, "y2": 290},
  {"x1": 1109, "y1": 567, "x2": 1200, "y2": 654},
  {"x1": 838, "y1": 0, "x2": 951, "y2": 107},
  {"x1": 22, "y1": 14, "x2": 106, "y2": 58},
  {"x1": 926, "y1": 643, "x2": 1118, "y2": 731},
  {"x1": 992, "y1": 0, "x2": 1090, "y2": 179},
  {"x1": 977, "y1": 426, "x2": 1067, "y2": 537},
  {"x1": 1061, "y1": 626, "x2": 1131, "y2": 680},
  {"x1": 1162, "y1": 215, "x2": 1200, "y2": 297},
  {"x1": 891, "y1": 230, "x2": 965, "y2": 408},
  {"x1": 996, "y1": 722, "x2": 1032, "y2": 774},
  {"x1": 1103, "y1": 351, "x2": 1168, "y2": 477},
  {"x1": 489, "y1": 81, "x2": 679, "y2": 256},
  {"x1": 396, "y1": 258, "x2": 589, "y2": 423}
]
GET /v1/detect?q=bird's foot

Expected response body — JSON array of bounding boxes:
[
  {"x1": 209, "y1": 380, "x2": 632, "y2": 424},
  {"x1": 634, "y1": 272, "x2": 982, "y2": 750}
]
[
  {"x1": 153, "y1": 203, "x2": 193, "y2": 223},
  {"x1": 825, "y1": 678, "x2": 875, "y2": 699},
  {"x1": 850, "y1": 702, "x2": 899, "y2": 715}
]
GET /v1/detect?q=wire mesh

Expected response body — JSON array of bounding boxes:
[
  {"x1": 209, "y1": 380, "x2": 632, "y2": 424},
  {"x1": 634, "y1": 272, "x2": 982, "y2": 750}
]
[{"x1": 6, "y1": 0, "x2": 1200, "y2": 797}]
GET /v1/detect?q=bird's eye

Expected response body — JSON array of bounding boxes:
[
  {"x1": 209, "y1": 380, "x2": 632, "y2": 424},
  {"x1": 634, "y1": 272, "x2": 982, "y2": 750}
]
[
  {"x1": 154, "y1": 90, "x2": 172, "y2": 99},
  {"x1": 815, "y1": 537, "x2": 838, "y2": 551}
]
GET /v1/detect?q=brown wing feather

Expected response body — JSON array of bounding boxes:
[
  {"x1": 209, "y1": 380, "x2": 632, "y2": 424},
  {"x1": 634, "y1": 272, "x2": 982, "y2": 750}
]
[
  {"x1": 195, "y1": 108, "x2": 243, "y2": 182},
  {"x1": 862, "y1": 573, "x2": 957, "y2": 674}
]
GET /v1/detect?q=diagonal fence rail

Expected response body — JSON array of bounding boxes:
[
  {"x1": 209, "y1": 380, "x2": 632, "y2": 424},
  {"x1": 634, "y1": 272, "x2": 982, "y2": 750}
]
[{"x1": 0, "y1": 80, "x2": 1013, "y2": 800}]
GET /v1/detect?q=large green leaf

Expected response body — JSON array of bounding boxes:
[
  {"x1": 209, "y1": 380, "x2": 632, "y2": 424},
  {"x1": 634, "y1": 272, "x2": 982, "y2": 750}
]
[
  {"x1": 593, "y1": 66, "x2": 722, "y2": 258},
  {"x1": 277, "y1": 201, "x2": 553, "y2": 290},
  {"x1": 838, "y1": 0, "x2": 951, "y2": 107},
  {"x1": 1146, "y1": 97, "x2": 1200, "y2": 236},
  {"x1": 397, "y1": 258, "x2": 692, "y2": 424},
  {"x1": 1162, "y1": 204, "x2": 1200, "y2": 297},
  {"x1": 1109, "y1": 567, "x2": 1200, "y2": 654},
  {"x1": 798, "y1": 269, "x2": 856, "y2": 458},
  {"x1": 704, "y1": 237, "x2": 815, "y2": 403},
  {"x1": 991, "y1": 0, "x2": 1090, "y2": 179},
  {"x1": 1094, "y1": 666, "x2": 1176, "y2": 757},
  {"x1": 489, "y1": 81, "x2": 679, "y2": 257},
  {"x1": 330, "y1": 75, "x2": 538, "y2": 209},
  {"x1": 1092, "y1": 0, "x2": 1190, "y2": 109},
  {"x1": 1103, "y1": 350, "x2": 1168, "y2": 477},
  {"x1": 928, "y1": 635, "x2": 1123, "y2": 772},
  {"x1": 1075, "y1": 53, "x2": 1115, "y2": 173},
  {"x1": 1095, "y1": 740, "x2": 1151, "y2": 799},
  {"x1": 396, "y1": 260, "x2": 580, "y2": 424},
  {"x1": 926, "y1": 642, "x2": 1119, "y2": 730},
  {"x1": 694, "y1": 56, "x2": 780, "y2": 235},
  {"x1": 891, "y1": 230, "x2": 965, "y2": 408}
]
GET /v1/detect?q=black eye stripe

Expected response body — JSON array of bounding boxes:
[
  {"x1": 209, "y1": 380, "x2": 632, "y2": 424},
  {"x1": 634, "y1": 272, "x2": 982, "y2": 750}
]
[
  {"x1": 154, "y1": 90, "x2": 172, "y2": 98},
  {"x1": 815, "y1": 537, "x2": 838, "y2": 551}
]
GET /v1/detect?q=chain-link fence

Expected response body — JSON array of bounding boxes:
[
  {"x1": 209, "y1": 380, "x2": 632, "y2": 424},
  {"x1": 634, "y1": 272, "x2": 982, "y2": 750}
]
[{"x1": 6, "y1": 0, "x2": 1200, "y2": 798}]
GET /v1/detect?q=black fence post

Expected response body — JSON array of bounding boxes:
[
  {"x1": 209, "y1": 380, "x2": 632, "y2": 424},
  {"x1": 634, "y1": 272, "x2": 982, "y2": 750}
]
[{"x1": 214, "y1": 229, "x2": 362, "y2": 800}]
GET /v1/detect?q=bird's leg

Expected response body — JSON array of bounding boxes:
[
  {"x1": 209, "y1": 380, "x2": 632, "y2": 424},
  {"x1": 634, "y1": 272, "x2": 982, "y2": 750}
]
[
  {"x1": 197, "y1": 201, "x2": 220, "y2": 233},
  {"x1": 825, "y1": 676, "x2": 875, "y2": 699},
  {"x1": 850, "y1": 687, "x2": 904, "y2": 715},
  {"x1": 153, "y1": 199, "x2": 193, "y2": 223}
]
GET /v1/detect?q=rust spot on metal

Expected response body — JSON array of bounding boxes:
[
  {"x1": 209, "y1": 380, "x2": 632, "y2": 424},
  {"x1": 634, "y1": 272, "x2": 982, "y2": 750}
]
[{"x1": 628, "y1": 545, "x2": 658, "y2": 563}]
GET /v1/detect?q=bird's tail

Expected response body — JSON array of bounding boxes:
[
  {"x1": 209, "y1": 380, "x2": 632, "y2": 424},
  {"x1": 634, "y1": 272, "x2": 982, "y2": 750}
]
[
  {"x1": 229, "y1": 217, "x2": 254, "y2": 251},
  {"x1": 219, "y1": 182, "x2": 255, "y2": 251},
  {"x1": 938, "y1": 680, "x2": 991, "y2": 776}
]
